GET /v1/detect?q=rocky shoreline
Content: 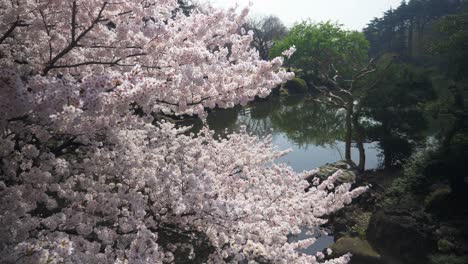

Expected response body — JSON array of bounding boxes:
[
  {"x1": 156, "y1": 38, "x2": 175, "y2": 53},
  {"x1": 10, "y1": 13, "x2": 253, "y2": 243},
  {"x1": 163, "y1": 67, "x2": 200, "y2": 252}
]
[{"x1": 317, "y1": 161, "x2": 468, "y2": 264}]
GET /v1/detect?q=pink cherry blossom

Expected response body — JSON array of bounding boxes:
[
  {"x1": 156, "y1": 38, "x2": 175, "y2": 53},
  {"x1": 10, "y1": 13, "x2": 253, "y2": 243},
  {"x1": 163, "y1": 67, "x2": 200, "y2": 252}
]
[{"x1": 0, "y1": 1, "x2": 366, "y2": 263}]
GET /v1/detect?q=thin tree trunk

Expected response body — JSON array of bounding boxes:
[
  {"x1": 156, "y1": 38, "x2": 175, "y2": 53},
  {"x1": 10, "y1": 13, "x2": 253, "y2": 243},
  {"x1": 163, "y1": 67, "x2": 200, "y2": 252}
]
[
  {"x1": 345, "y1": 102, "x2": 353, "y2": 161},
  {"x1": 352, "y1": 105, "x2": 366, "y2": 171}
]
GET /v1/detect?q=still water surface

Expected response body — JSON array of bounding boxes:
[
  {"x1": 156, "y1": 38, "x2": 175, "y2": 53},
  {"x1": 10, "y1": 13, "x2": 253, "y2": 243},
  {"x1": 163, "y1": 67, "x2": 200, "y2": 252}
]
[{"x1": 199, "y1": 95, "x2": 382, "y2": 171}]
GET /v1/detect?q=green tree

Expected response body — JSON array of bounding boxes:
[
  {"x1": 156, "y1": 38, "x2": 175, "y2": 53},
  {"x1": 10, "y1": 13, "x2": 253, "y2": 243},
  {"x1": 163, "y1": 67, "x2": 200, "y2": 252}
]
[
  {"x1": 429, "y1": 11, "x2": 468, "y2": 197},
  {"x1": 364, "y1": 0, "x2": 466, "y2": 60},
  {"x1": 433, "y1": 11, "x2": 468, "y2": 81},
  {"x1": 271, "y1": 21, "x2": 380, "y2": 171},
  {"x1": 364, "y1": 62, "x2": 437, "y2": 167},
  {"x1": 270, "y1": 21, "x2": 369, "y2": 82}
]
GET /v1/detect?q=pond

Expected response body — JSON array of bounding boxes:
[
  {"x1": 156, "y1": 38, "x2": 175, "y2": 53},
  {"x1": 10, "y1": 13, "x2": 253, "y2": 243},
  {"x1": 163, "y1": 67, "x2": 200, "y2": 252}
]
[
  {"x1": 184, "y1": 95, "x2": 384, "y2": 256},
  {"x1": 189, "y1": 95, "x2": 383, "y2": 171}
]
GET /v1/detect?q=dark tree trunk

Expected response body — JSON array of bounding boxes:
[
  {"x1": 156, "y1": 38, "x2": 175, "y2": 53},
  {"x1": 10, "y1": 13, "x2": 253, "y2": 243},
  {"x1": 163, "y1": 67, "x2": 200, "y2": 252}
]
[
  {"x1": 345, "y1": 102, "x2": 353, "y2": 161},
  {"x1": 352, "y1": 106, "x2": 366, "y2": 171}
]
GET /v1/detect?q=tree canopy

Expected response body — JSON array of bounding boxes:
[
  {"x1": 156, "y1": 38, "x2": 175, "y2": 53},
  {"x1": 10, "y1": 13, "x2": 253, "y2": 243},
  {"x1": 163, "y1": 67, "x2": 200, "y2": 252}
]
[
  {"x1": 364, "y1": 0, "x2": 467, "y2": 59},
  {"x1": 270, "y1": 21, "x2": 369, "y2": 81}
]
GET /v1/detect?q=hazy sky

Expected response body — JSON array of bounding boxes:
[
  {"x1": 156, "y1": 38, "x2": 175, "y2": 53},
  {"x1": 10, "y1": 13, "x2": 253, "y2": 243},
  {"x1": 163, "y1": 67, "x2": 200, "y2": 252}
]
[{"x1": 204, "y1": 0, "x2": 402, "y2": 31}]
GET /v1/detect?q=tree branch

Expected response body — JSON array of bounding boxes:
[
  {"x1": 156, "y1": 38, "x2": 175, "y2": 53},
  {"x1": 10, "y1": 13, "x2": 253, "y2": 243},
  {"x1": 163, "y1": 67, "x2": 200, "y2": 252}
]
[
  {"x1": 0, "y1": 20, "x2": 29, "y2": 44},
  {"x1": 71, "y1": 1, "x2": 77, "y2": 42},
  {"x1": 155, "y1": 97, "x2": 211, "y2": 107},
  {"x1": 51, "y1": 52, "x2": 147, "y2": 69},
  {"x1": 42, "y1": 1, "x2": 109, "y2": 75}
]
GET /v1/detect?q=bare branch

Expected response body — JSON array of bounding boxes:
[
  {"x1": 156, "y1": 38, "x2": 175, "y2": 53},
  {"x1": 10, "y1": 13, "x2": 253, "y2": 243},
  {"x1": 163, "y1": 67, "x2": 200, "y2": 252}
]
[
  {"x1": 51, "y1": 52, "x2": 147, "y2": 69},
  {"x1": 155, "y1": 97, "x2": 211, "y2": 107},
  {"x1": 42, "y1": 1, "x2": 109, "y2": 75},
  {"x1": 0, "y1": 20, "x2": 29, "y2": 44},
  {"x1": 38, "y1": 8, "x2": 54, "y2": 61},
  {"x1": 71, "y1": 1, "x2": 77, "y2": 42}
]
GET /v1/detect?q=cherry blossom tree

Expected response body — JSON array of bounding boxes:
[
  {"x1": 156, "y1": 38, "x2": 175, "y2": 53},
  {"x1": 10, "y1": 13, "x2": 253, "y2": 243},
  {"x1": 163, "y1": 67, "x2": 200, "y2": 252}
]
[{"x1": 0, "y1": 1, "x2": 366, "y2": 263}]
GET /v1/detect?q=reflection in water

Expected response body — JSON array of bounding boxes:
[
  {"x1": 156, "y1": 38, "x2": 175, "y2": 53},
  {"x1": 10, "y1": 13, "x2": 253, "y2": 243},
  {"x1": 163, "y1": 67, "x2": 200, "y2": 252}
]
[
  {"x1": 206, "y1": 105, "x2": 242, "y2": 135},
  {"x1": 274, "y1": 134, "x2": 381, "y2": 172},
  {"x1": 271, "y1": 97, "x2": 345, "y2": 147},
  {"x1": 198, "y1": 95, "x2": 382, "y2": 170}
]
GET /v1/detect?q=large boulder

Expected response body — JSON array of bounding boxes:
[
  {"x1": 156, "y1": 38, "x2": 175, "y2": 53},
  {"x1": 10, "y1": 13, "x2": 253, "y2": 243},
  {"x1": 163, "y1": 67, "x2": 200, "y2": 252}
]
[{"x1": 367, "y1": 204, "x2": 436, "y2": 264}]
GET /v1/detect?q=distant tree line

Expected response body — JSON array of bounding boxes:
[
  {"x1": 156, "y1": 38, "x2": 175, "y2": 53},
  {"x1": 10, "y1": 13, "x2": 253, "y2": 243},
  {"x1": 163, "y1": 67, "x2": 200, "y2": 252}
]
[{"x1": 364, "y1": 0, "x2": 468, "y2": 60}]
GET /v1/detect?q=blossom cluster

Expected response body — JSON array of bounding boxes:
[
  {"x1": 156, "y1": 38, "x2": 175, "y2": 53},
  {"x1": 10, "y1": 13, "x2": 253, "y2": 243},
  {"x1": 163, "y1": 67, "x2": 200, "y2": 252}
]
[{"x1": 0, "y1": 0, "x2": 366, "y2": 263}]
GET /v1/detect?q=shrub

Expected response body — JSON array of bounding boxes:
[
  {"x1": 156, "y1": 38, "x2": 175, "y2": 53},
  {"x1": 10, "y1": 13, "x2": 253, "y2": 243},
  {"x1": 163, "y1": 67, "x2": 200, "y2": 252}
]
[{"x1": 285, "y1": 77, "x2": 308, "y2": 93}]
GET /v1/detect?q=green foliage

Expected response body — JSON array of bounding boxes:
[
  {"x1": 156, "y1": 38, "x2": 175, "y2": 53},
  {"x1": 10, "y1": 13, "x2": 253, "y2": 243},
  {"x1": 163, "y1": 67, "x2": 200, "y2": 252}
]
[
  {"x1": 429, "y1": 254, "x2": 468, "y2": 264},
  {"x1": 364, "y1": 60, "x2": 437, "y2": 167},
  {"x1": 348, "y1": 212, "x2": 372, "y2": 239},
  {"x1": 366, "y1": 60, "x2": 436, "y2": 114},
  {"x1": 364, "y1": 0, "x2": 466, "y2": 59},
  {"x1": 270, "y1": 21, "x2": 369, "y2": 81},
  {"x1": 382, "y1": 148, "x2": 435, "y2": 206},
  {"x1": 432, "y1": 11, "x2": 468, "y2": 81},
  {"x1": 284, "y1": 77, "x2": 308, "y2": 93},
  {"x1": 384, "y1": 130, "x2": 468, "y2": 207}
]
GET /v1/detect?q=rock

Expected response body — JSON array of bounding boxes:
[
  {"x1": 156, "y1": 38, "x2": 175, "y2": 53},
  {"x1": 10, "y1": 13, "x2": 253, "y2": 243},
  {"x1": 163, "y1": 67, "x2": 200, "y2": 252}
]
[
  {"x1": 306, "y1": 160, "x2": 358, "y2": 186},
  {"x1": 330, "y1": 236, "x2": 384, "y2": 264},
  {"x1": 367, "y1": 205, "x2": 436, "y2": 264}
]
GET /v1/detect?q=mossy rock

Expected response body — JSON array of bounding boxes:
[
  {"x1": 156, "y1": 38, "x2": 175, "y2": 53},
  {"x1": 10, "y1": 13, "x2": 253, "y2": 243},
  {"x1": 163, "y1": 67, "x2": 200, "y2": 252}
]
[
  {"x1": 307, "y1": 160, "x2": 358, "y2": 185},
  {"x1": 330, "y1": 237, "x2": 382, "y2": 263},
  {"x1": 284, "y1": 77, "x2": 308, "y2": 94}
]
